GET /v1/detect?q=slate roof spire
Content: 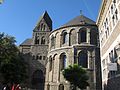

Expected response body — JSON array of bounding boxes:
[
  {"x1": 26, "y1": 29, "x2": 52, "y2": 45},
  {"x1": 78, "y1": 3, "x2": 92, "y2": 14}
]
[{"x1": 35, "y1": 11, "x2": 52, "y2": 31}]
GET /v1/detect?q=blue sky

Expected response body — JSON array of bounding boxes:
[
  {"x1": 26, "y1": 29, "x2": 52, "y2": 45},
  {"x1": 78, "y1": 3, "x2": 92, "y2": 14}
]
[{"x1": 0, "y1": 0, "x2": 102, "y2": 45}]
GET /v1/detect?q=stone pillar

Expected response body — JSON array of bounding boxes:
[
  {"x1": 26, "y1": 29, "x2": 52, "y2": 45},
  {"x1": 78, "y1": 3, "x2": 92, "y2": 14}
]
[
  {"x1": 88, "y1": 50, "x2": 94, "y2": 70},
  {"x1": 60, "y1": 34, "x2": 63, "y2": 47},
  {"x1": 48, "y1": 37, "x2": 51, "y2": 51},
  {"x1": 53, "y1": 55, "x2": 60, "y2": 82},
  {"x1": 92, "y1": 49, "x2": 96, "y2": 90},
  {"x1": 44, "y1": 83, "x2": 49, "y2": 90},
  {"x1": 54, "y1": 36, "x2": 56, "y2": 48},
  {"x1": 52, "y1": 57, "x2": 54, "y2": 82},
  {"x1": 87, "y1": 28, "x2": 91, "y2": 43},
  {"x1": 68, "y1": 33, "x2": 71, "y2": 46},
  {"x1": 50, "y1": 83, "x2": 59, "y2": 90},
  {"x1": 45, "y1": 61, "x2": 50, "y2": 83},
  {"x1": 68, "y1": 49, "x2": 75, "y2": 65},
  {"x1": 77, "y1": 31, "x2": 79, "y2": 44},
  {"x1": 88, "y1": 51, "x2": 91, "y2": 69}
]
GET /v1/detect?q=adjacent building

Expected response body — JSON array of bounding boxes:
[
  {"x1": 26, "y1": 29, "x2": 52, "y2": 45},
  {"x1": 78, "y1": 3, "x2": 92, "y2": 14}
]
[{"x1": 97, "y1": 0, "x2": 120, "y2": 90}]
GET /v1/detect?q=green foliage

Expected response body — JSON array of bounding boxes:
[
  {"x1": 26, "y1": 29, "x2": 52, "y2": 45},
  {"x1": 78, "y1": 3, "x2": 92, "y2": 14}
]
[
  {"x1": 0, "y1": 33, "x2": 18, "y2": 63},
  {"x1": 0, "y1": 0, "x2": 3, "y2": 4},
  {"x1": 0, "y1": 32, "x2": 28, "y2": 84},
  {"x1": 62, "y1": 64, "x2": 89, "y2": 89}
]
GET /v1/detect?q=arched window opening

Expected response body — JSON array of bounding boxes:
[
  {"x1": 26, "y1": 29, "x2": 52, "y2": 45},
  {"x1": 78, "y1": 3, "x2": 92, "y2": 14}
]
[
  {"x1": 43, "y1": 25, "x2": 46, "y2": 31},
  {"x1": 35, "y1": 35, "x2": 39, "y2": 44},
  {"x1": 113, "y1": 0, "x2": 116, "y2": 5},
  {"x1": 63, "y1": 32, "x2": 68, "y2": 44},
  {"x1": 111, "y1": 5, "x2": 113, "y2": 14},
  {"x1": 39, "y1": 56, "x2": 42, "y2": 60},
  {"x1": 59, "y1": 84, "x2": 64, "y2": 90},
  {"x1": 60, "y1": 53, "x2": 67, "y2": 70},
  {"x1": 115, "y1": 9, "x2": 118, "y2": 21},
  {"x1": 36, "y1": 55, "x2": 39, "y2": 60},
  {"x1": 32, "y1": 70, "x2": 44, "y2": 85},
  {"x1": 51, "y1": 35, "x2": 55, "y2": 48},
  {"x1": 78, "y1": 51, "x2": 88, "y2": 68},
  {"x1": 49, "y1": 56, "x2": 52, "y2": 72},
  {"x1": 112, "y1": 15, "x2": 115, "y2": 26},
  {"x1": 80, "y1": 30, "x2": 86, "y2": 43},
  {"x1": 41, "y1": 36, "x2": 45, "y2": 45},
  {"x1": 32, "y1": 55, "x2": 35, "y2": 60},
  {"x1": 41, "y1": 23, "x2": 44, "y2": 31}
]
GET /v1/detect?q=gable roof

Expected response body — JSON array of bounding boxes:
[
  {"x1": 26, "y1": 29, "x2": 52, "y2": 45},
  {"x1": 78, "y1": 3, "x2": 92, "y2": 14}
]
[
  {"x1": 20, "y1": 38, "x2": 32, "y2": 46},
  {"x1": 35, "y1": 11, "x2": 52, "y2": 30},
  {"x1": 61, "y1": 15, "x2": 96, "y2": 28}
]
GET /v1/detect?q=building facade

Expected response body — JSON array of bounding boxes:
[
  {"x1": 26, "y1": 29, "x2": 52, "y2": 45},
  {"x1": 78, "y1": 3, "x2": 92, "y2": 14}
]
[
  {"x1": 19, "y1": 11, "x2": 52, "y2": 90},
  {"x1": 97, "y1": 0, "x2": 120, "y2": 90},
  {"x1": 44, "y1": 15, "x2": 102, "y2": 90},
  {"x1": 20, "y1": 12, "x2": 102, "y2": 90}
]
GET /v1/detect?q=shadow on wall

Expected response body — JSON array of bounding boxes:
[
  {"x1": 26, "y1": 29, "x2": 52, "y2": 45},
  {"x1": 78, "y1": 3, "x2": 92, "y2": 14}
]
[
  {"x1": 104, "y1": 64, "x2": 120, "y2": 90},
  {"x1": 21, "y1": 53, "x2": 45, "y2": 90}
]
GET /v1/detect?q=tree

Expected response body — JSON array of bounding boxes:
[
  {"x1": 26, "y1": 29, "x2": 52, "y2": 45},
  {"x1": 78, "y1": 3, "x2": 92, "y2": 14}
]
[
  {"x1": 0, "y1": 33, "x2": 27, "y2": 85},
  {"x1": 0, "y1": 0, "x2": 3, "y2": 4},
  {"x1": 62, "y1": 64, "x2": 89, "y2": 90}
]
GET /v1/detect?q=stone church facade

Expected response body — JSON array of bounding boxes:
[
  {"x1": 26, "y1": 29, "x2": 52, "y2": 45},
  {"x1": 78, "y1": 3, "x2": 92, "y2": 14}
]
[
  {"x1": 19, "y1": 11, "x2": 52, "y2": 90},
  {"x1": 19, "y1": 11, "x2": 102, "y2": 90}
]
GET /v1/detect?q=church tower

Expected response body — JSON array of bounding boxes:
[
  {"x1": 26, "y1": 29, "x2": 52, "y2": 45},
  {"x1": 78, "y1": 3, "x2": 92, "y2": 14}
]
[
  {"x1": 19, "y1": 11, "x2": 52, "y2": 90},
  {"x1": 30, "y1": 11, "x2": 52, "y2": 90},
  {"x1": 31, "y1": 11, "x2": 52, "y2": 65}
]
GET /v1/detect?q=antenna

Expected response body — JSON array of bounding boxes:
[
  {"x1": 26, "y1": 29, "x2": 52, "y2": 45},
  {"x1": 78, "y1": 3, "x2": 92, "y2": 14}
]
[{"x1": 80, "y1": 10, "x2": 83, "y2": 15}]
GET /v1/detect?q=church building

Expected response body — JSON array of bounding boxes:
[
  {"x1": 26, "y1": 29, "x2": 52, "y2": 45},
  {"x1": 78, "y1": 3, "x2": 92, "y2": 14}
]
[{"x1": 19, "y1": 11, "x2": 102, "y2": 90}]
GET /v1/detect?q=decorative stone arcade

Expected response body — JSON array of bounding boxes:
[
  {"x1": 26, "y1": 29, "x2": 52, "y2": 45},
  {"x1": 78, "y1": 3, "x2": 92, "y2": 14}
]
[{"x1": 45, "y1": 15, "x2": 102, "y2": 90}]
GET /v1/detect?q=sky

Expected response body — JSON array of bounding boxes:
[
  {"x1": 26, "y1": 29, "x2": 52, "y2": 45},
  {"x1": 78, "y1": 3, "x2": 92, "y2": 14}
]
[{"x1": 0, "y1": 0, "x2": 102, "y2": 45}]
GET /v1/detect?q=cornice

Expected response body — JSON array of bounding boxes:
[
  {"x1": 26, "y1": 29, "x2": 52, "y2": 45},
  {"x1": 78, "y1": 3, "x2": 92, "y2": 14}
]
[{"x1": 96, "y1": 0, "x2": 107, "y2": 26}]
